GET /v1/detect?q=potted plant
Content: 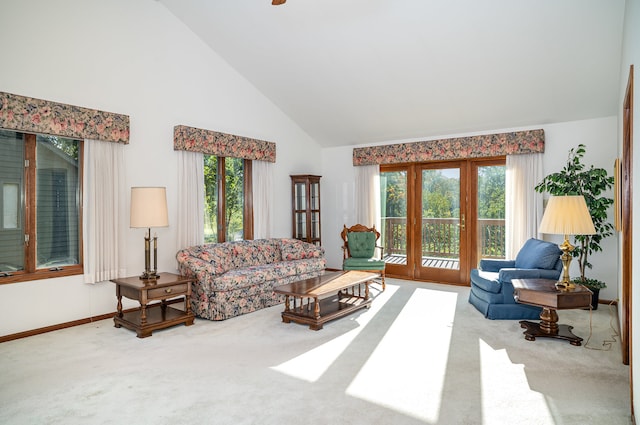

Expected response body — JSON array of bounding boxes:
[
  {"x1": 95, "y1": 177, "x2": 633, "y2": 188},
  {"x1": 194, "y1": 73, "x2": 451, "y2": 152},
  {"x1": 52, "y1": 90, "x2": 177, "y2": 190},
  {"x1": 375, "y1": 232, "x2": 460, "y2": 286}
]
[{"x1": 534, "y1": 144, "x2": 614, "y2": 309}]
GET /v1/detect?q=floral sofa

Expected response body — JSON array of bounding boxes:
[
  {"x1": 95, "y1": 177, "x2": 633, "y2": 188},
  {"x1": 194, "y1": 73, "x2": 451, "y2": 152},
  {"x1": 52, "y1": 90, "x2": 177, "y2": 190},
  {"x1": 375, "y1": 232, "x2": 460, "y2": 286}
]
[{"x1": 176, "y1": 238, "x2": 326, "y2": 321}]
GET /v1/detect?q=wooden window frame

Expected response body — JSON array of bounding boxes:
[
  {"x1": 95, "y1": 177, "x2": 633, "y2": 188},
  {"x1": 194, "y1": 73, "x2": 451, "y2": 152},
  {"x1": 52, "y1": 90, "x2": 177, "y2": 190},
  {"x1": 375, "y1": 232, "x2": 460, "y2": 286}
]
[
  {"x1": 1, "y1": 132, "x2": 84, "y2": 284},
  {"x1": 210, "y1": 157, "x2": 253, "y2": 243}
]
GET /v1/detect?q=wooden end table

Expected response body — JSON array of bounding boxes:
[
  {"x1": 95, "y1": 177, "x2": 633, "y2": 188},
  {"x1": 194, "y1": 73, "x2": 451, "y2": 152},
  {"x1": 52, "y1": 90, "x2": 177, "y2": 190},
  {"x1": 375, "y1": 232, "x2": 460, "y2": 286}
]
[
  {"x1": 512, "y1": 278, "x2": 592, "y2": 346},
  {"x1": 111, "y1": 272, "x2": 195, "y2": 338},
  {"x1": 274, "y1": 270, "x2": 378, "y2": 330}
]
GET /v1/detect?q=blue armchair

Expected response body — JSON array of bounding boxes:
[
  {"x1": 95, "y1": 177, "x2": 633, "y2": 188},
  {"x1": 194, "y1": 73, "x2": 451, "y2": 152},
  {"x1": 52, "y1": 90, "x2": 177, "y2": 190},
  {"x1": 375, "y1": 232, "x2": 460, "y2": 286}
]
[{"x1": 468, "y1": 238, "x2": 563, "y2": 320}]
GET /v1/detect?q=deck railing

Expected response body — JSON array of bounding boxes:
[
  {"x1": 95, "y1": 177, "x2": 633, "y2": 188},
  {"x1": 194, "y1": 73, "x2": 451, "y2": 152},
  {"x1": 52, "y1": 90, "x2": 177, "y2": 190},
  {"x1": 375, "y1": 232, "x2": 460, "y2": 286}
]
[{"x1": 381, "y1": 217, "x2": 505, "y2": 259}]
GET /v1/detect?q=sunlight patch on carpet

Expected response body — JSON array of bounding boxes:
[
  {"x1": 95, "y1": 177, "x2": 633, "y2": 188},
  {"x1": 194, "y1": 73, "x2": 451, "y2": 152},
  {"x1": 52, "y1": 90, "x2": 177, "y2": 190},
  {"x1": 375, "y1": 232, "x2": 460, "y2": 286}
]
[
  {"x1": 270, "y1": 285, "x2": 399, "y2": 382},
  {"x1": 479, "y1": 339, "x2": 553, "y2": 424},
  {"x1": 346, "y1": 287, "x2": 457, "y2": 422}
]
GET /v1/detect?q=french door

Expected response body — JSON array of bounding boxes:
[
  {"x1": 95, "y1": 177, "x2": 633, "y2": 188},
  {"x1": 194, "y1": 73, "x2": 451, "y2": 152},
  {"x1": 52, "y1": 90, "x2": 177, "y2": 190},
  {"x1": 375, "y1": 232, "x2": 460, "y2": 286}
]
[{"x1": 380, "y1": 158, "x2": 505, "y2": 285}]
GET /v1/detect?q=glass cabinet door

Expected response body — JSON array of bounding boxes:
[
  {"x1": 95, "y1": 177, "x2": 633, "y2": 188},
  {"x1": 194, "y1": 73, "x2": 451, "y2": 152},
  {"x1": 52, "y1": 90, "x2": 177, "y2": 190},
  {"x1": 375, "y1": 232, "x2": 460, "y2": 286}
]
[
  {"x1": 291, "y1": 175, "x2": 321, "y2": 246},
  {"x1": 295, "y1": 182, "x2": 306, "y2": 210},
  {"x1": 310, "y1": 182, "x2": 319, "y2": 210},
  {"x1": 295, "y1": 212, "x2": 307, "y2": 239},
  {"x1": 311, "y1": 211, "x2": 320, "y2": 239}
]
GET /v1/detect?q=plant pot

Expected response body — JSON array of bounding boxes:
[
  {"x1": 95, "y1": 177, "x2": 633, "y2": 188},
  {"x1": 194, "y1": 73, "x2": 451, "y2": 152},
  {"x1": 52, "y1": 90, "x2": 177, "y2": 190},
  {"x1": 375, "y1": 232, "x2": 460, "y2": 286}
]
[{"x1": 587, "y1": 288, "x2": 600, "y2": 310}]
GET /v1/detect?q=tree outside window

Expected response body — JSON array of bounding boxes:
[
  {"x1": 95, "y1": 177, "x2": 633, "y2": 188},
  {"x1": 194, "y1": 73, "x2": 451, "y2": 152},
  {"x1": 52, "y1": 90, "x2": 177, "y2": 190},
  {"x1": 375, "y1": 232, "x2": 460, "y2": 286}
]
[{"x1": 204, "y1": 155, "x2": 251, "y2": 243}]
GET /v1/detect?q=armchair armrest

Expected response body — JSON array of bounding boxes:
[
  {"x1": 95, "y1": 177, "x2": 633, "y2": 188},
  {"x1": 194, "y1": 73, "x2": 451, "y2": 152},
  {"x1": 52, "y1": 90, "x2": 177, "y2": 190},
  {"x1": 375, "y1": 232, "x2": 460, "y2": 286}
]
[
  {"x1": 479, "y1": 259, "x2": 515, "y2": 272},
  {"x1": 375, "y1": 245, "x2": 384, "y2": 260},
  {"x1": 498, "y1": 268, "x2": 559, "y2": 283},
  {"x1": 176, "y1": 250, "x2": 219, "y2": 291}
]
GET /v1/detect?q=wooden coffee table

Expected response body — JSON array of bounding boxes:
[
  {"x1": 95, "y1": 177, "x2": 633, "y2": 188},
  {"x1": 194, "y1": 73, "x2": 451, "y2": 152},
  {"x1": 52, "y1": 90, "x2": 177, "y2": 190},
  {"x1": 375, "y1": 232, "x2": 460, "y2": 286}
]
[
  {"x1": 512, "y1": 278, "x2": 592, "y2": 346},
  {"x1": 274, "y1": 270, "x2": 379, "y2": 330}
]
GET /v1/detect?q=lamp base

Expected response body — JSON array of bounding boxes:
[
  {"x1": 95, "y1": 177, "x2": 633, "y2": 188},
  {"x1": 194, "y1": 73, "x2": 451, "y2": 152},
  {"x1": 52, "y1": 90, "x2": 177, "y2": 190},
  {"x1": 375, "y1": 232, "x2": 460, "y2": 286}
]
[
  {"x1": 139, "y1": 271, "x2": 159, "y2": 280},
  {"x1": 555, "y1": 236, "x2": 575, "y2": 290}
]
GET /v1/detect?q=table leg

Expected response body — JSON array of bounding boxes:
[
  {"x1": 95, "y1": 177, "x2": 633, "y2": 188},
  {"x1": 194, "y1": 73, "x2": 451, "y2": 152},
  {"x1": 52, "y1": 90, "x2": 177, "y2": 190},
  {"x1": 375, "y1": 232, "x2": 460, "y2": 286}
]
[
  {"x1": 116, "y1": 288, "x2": 123, "y2": 319},
  {"x1": 539, "y1": 307, "x2": 559, "y2": 334},
  {"x1": 114, "y1": 286, "x2": 123, "y2": 328},
  {"x1": 314, "y1": 296, "x2": 320, "y2": 319},
  {"x1": 519, "y1": 307, "x2": 583, "y2": 346},
  {"x1": 140, "y1": 303, "x2": 147, "y2": 325},
  {"x1": 185, "y1": 295, "x2": 192, "y2": 315}
]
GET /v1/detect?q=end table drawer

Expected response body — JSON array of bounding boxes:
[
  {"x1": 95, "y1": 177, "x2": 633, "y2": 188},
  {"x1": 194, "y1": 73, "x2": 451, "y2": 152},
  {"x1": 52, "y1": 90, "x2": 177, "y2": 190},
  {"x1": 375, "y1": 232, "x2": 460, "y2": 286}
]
[{"x1": 148, "y1": 283, "x2": 188, "y2": 299}]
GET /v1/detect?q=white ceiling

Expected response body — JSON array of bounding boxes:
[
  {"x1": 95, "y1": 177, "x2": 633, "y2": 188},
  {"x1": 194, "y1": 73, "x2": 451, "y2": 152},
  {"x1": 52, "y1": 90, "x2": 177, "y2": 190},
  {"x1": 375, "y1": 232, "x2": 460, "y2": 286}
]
[{"x1": 158, "y1": 0, "x2": 625, "y2": 147}]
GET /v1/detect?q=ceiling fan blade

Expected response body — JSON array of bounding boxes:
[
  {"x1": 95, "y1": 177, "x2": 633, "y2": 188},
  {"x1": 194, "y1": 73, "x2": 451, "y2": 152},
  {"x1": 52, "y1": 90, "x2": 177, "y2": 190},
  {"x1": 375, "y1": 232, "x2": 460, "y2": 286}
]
[{"x1": 272, "y1": 0, "x2": 286, "y2": 5}]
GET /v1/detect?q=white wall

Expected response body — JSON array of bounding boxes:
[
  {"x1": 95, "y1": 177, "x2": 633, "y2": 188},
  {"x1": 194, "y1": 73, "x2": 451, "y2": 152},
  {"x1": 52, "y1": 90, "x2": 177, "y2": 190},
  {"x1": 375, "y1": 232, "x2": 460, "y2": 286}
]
[
  {"x1": 321, "y1": 117, "x2": 620, "y2": 300},
  {"x1": 0, "y1": 0, "x2": 322, "y2": 336},
  {"x1": 619, "y1": 0, "x2": 640, "y2": 415}
]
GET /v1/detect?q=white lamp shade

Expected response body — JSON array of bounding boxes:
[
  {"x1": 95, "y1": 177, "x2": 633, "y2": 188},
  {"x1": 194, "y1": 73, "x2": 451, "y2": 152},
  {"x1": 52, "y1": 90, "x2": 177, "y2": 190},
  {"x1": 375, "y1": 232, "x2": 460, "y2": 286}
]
[
  {"x1": 539, "y1": 195, "x2": 596, "y2": 236},
  {"x1": 130, "y1": 187, "x2": 169, "y2": 228}
]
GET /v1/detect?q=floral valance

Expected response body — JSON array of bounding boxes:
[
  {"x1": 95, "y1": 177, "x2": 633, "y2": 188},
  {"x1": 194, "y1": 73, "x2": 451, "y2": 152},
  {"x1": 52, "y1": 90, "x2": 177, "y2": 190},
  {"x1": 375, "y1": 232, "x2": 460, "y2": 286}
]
[
  {"x1": 353, "y1": 129, "x2": 545, "y2": 165},
  {"x1": 0, "y1": 91, "x2": 129, "y2": 143},
  {"x1": 173, "y1": 125, "x2": 276, "y2": 162}
]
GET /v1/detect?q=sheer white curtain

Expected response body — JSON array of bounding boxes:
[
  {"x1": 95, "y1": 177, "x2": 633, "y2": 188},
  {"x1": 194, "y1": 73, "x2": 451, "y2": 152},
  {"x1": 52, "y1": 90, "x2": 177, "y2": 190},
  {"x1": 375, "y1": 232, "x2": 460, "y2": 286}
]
[
  {"x1": 176, "y1": 150, "x2": 204, "y2": 251},
  {"x1": 505, "y1": 153, "x2": 544, "y2": 259},
  {"x1": 83, "y1": 139, "x2": 127, "y2": 283},
  {"x1": 253, "y1": 160, "x2": 273, "y2": 239},
  {"x1": 354, "y1": 164, "x2": 381, "y2": 230}
]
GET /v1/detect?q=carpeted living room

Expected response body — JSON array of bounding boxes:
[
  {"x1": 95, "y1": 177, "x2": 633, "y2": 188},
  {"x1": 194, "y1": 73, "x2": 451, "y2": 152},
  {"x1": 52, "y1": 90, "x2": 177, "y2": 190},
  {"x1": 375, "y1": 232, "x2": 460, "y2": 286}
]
[
  {"x1": 1, "y1": 1, "x2": 639, "y2": 424},
  {"x1": 0, "y1": 279, "x2": 631, "y2": 424}
]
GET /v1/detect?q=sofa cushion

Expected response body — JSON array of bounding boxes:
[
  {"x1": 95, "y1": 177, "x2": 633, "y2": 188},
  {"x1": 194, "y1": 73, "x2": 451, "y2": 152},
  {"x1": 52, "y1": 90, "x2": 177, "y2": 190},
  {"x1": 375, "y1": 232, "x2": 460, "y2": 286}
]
[
  {"x1": 280, "y1": 238, "x2": 323, "y2": 260},
  {"x1": 514, "y1": 238, "x2": 561, "y2": 270},
  {"x1": 212, "y1": 264, "x2": 281, "y2": 291},
  {"x1": 194, "y1": 243, "x2": 232, "y2": 274},
  {"x1": 470, "y1": 269, "x2": 501, "y2": 294},
  {"x1": 226, "y1": 239, "x2": 282, "y2": 269}
]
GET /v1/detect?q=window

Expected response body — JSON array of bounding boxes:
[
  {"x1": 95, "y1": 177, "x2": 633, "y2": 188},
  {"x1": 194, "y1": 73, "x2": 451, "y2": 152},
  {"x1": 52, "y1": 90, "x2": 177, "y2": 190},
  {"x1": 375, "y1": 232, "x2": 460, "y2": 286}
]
[
  {"x1": 203, "y1": 155, "x2": 253, "y2": 243},
  {"x1": 0, "y1": 130, "x2": 83, "y2": 282}
]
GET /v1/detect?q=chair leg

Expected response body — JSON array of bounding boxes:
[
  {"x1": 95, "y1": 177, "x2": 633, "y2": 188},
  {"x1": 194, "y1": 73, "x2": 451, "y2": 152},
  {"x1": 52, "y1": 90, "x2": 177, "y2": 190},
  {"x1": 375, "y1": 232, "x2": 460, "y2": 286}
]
[{"x1": 381, "y1": 272, "x2": 386, "y2": 291}]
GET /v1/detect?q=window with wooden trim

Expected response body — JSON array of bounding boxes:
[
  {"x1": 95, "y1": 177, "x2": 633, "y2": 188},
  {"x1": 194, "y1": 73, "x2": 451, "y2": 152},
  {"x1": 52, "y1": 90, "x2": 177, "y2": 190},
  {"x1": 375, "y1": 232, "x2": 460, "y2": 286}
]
[
  {"x1": 204, "y1": 155, "x2": 253, "y2": 242},
  {"x1": 0, "y1": 129, "x2": 83, "y2": 283}
]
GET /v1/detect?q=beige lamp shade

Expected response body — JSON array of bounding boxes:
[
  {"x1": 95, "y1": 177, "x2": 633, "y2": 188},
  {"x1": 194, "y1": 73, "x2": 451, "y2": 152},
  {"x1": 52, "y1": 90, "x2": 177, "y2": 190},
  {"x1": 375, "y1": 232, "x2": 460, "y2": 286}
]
[
  {"x1": 539, "y1": 195, "x2": 596, "y2": 236},
  {"x1": 130, "y1": 187, "x2": 169, "y2": 228}
]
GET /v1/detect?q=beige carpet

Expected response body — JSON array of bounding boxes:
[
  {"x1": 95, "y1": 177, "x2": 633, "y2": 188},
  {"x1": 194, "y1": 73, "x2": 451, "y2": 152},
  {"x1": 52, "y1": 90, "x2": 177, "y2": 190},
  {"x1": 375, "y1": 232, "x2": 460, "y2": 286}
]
[{"x1": 0, "y1": 279, "x2": 631, "y2": 425}]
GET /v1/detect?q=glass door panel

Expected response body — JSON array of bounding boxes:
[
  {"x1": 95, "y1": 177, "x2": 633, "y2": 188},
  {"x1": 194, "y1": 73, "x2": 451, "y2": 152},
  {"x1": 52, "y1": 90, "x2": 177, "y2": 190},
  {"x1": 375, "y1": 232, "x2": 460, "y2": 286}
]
[
  {"x1": 474, "y1": 163, "x2": 506, "y2": 266},
  {"x1": 380, "y1": 169, "x2": 410, "y2": 275},
  {"x1": 416, "y1": 162, "x2": 467, "y2": 284},
  {"x1": 420, "y1": 168, "x2": 460, "y2": 270}
]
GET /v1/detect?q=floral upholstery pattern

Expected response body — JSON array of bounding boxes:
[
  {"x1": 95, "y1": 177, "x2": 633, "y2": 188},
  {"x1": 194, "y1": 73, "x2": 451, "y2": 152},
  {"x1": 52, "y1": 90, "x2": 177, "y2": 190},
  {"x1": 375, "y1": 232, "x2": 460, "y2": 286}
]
[
  {"x1": 173, "y1": 125, "x2": 276, "y2": 162},
  {"x1": 352, "y1": 129, "x2": 544, "y2": 165},
  {"x1": 176, "y1": 238, "x2": 326, "y2": 321},
  {"x1": 0, "y1": 91, "x2": 130, "y2": 144}
]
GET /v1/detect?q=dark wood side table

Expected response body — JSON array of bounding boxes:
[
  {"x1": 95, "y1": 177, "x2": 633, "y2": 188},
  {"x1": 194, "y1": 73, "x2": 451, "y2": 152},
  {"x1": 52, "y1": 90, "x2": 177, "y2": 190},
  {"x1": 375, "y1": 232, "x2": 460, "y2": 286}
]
[
  {"x1": 111, "y1": 272, "x2": 195, "y2": 338},
  {"x1": 512, "y1": 278, "x2": 592, "y2": 346}
]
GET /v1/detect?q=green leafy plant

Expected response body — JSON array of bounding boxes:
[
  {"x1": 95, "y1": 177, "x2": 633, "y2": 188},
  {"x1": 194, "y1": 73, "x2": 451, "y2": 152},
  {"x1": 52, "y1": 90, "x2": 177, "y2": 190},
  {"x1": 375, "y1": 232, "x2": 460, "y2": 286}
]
[{"x1": 534, "y1": 144, "x2": 614, "y2": 289}]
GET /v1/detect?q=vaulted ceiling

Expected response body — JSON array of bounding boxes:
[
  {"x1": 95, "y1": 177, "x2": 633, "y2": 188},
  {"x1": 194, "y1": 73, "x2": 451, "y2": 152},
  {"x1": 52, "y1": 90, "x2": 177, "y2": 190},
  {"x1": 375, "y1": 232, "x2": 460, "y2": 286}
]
[{"x1": 158, "y1": 0, "x2": 625, "y2": 147}]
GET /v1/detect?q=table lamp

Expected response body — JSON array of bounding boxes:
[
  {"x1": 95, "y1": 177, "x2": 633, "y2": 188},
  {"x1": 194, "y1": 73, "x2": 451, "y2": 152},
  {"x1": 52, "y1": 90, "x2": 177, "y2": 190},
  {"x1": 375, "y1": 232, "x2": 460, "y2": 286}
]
[
  {"x1": 538, "y1": 195, "x2": 596, "y2": 289},
  {"x1": 130, "y1": 187, "x2": 169, "y2": 280}
]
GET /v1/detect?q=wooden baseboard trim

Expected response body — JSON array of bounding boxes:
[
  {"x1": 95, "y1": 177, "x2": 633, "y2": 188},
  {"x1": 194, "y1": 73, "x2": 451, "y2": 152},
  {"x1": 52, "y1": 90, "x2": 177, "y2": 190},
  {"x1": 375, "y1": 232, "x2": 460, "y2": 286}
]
[
  {"x1": 0, "y1": 299, "x2": 184, "y2": 343},
  {"x1": 0, "y1": 292, "x2": 617, "y2": 344}
]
